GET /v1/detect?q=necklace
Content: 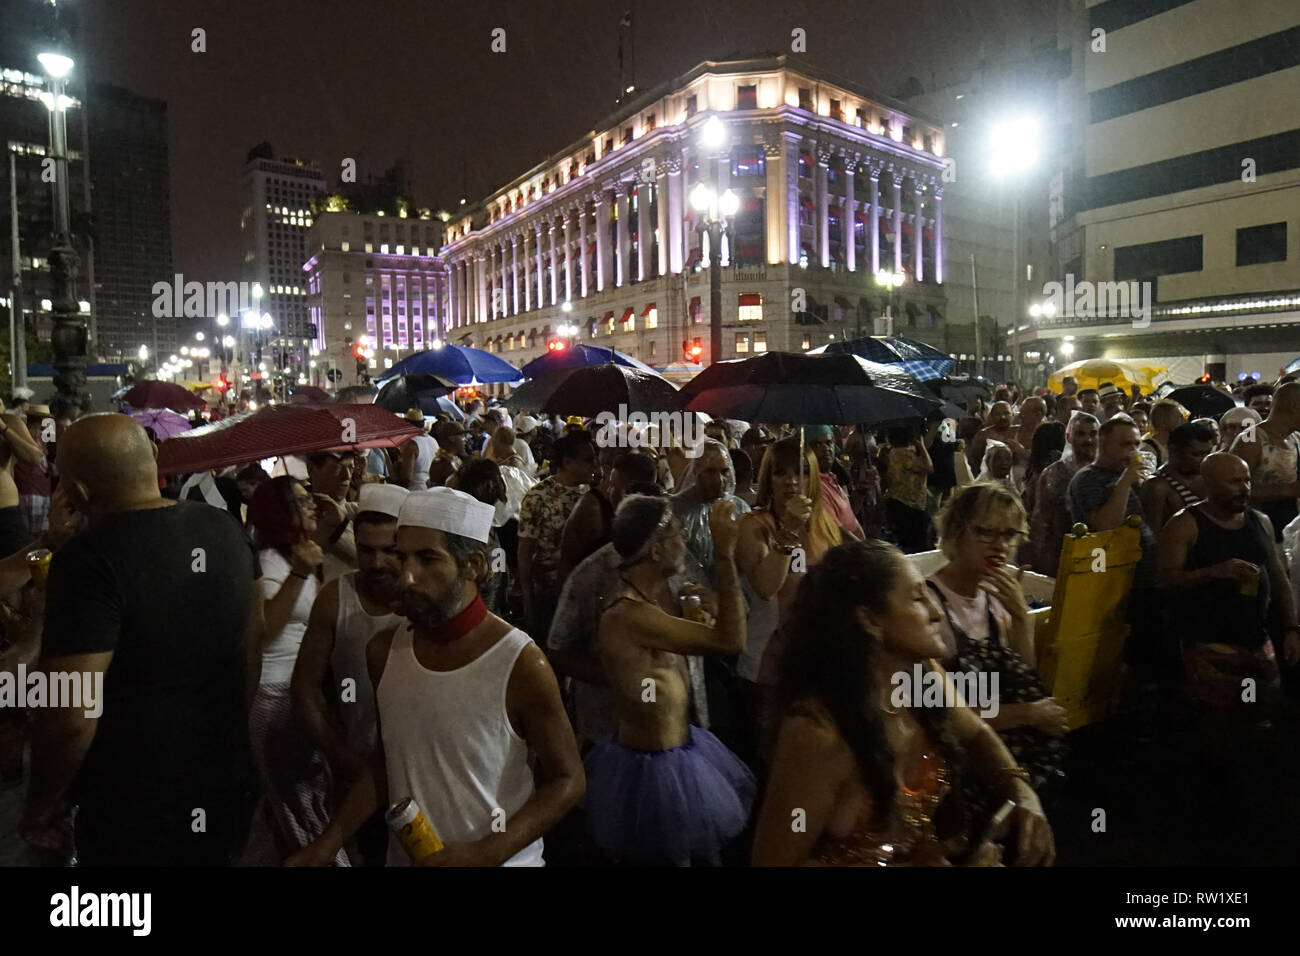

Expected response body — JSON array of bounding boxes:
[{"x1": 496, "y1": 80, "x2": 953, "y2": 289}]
[{"x1": 620, "y1": 575, "x2": 666, "y2": 610}]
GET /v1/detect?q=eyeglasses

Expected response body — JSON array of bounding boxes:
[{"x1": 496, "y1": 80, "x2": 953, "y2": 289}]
[{"x1": 968, "y1": 525, "x2": 1025, "y2": 545}]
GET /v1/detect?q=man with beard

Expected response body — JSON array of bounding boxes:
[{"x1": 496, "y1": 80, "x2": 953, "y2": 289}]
[
  {"x1": 1026, "y1": 412, "x2": 1098, "y2": 573},
  {"x1": 1140, "y1": 421, "x2": 1215, "y2": 533},
  {"x1": 806, "y1": 426, "x2": 863, "y2": 540},
  {"x1": 670, "y1": 438, "x2": 753, "y2": 580},
  {"x1": 288, "y1": 487, "x2": 584, "y2": 866},
  {"x1": 291, "y1": 483, "x2": 407, "y2": 865}
]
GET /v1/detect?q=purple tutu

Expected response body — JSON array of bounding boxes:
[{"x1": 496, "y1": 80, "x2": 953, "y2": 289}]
[{"x1": 584, "y1": 726, "x2": 756, "y2": 866}]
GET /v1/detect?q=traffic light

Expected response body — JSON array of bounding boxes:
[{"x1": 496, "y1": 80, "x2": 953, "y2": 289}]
[
  {"x1": 1196, "y1": 372, "x2": 1211, "y2": 384},
  {"x1": 215, "y1": 374, "x2": 230, "y2": 393},
  {"x1": 684, "y1": 338, "x2": 704, "y2": 363},
  {"x1": 354, "y1": 344, "x2": 368, "y2": 380},
  {"x1": 547, "y1": 339, "x2": 567, "y2": 352}
]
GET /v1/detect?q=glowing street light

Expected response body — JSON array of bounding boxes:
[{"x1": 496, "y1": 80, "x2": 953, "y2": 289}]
[{"x1": 699, "y1": 115, "x2": 727, "y2": 151}]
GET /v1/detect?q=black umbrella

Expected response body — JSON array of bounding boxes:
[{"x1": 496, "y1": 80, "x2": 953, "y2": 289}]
[
  {"x1": 541, "y1": 364, "x2": 681, "y2": 418},
  {"x1": 373, "y1": 373, "x2": 458, "y2": 417},
  {"x1": 930, "y1": 376, "x2": 992, "y2": 409},
  {"x1": 1165, "y1": 384, "x2": 1237, "y2": 419},
  {"x1": 504, "y1": 369, "x2": 573, "y2": 415},
  {"x1": 679, "y1": 352, "x2": 940, "y2": 425}
]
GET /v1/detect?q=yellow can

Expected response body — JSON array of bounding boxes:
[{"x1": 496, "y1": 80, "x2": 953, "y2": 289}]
[
  {"x1": 386, "y1": 797, "x2": 445, "y2": 862},
  {"x1": 26, "y1": 549, "x2": 52, "y2": 590}
]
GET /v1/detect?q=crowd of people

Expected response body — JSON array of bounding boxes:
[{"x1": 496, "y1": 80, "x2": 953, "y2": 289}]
[{"x1": 3, "y1": 367, "x2": 1300, "y2": 867}]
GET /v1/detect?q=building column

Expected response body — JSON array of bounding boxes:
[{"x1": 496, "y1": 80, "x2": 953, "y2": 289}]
[
  {"x1": 656, "y1": 160, "x2": 670, "y2": 276},
  {"x1": 869, "y1": 170, "x2": 881, "y2": 274},
  {"x1": 522, "y1": 231, "x2": 532, "y2": 311},
  {"x1": 595, "y1": 188, "x2": 611, "y2": 292},
  {"x1": 784, "y1": 132, "x2": 801, "y2": 265},
  {"x1": 636, "y1": 186, "x2": 651, "y2": 281},
  {"x1": 843, "y1": 155, "x2": 858, "y2": 273},
  {"x1": 476, "y1": 250, "x2": 488, "y2": 323},
  {"x1": 563, "y1": 212, "x2": 575, "y2": 302},
  {"x1": 680, "y1": 146, "x2": 694, "y2": 269},
  {"x1": 448, "y1": 261, "x2": 458, "y2": 329},
  {"x1": 578, "y1": 202, "x2": 590, "y2": 297},
  {"x1": 458, "y1": 260, "x2": 467, "y2": 328},
  {"x1": 816, "y1": 142, "x2": 832, "y2": 268},
  {"x1": 548, "y1": 220, "x2": 559, "y2": 306},
  {"x1": 933, "y1": 185, "x2": 944, "y2": 284},
  {"x1": 913, "y1": 178, "x2": 925, "y2": 282},
  {"x1": 666, "y1": 157, "x2": 683, "y2": 273},
  {"x1": 892, "y1": 171, "x2": 904, "y2": 275},
  {"x1": 614, "y1": 182, "x2": 630, "y2": 287},
  {"x1": 511, "y1": 235, "x2": 520, "y2": 315},
  {"x1": 535, "y1": 222, "x2": 546, "y2": 307},
  {"x1": 461, "y1": 257, "x2": 471, "y2": 326},
  {"x1": 762, "y1": 139, "x2": 784, "y2": 265}
]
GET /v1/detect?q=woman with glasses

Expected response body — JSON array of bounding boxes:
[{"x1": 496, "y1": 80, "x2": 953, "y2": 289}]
[
  {"x1": 926, "y1": 483, "x2": 1067, "y2": 808},
  {"x1": 245, "y1": 477, "x2": 347, "y2": 864}
]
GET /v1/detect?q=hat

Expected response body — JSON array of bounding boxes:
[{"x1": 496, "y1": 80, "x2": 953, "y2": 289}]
[
  {"x1": 515, "y1": 415, "x2": 539, "y2": 434},
  {"x1": 566, "y1": 415, "x2": 585, "y2": 427},
  {"x1": 1097, "y1": 384, "x2": 1122, "y2": 400},
  {"x1": 398, "y1": 487, "x2": 494, "y2": 544},
  {"x1": 404, "y1": 407, "x2": 426, "y2": 423},
  {"x1": 1220, "y1": 406, "x2": 1262, "y2": 427},
  {"x1": 25, "y1": 403, "x2": 51, "y2": 418},
  {"x1": 358, "y1": 483, "x2": 409, "y2": 518},
  {"x1": 804, "y1": 425, "x2": 834, "y2": 441},
  {"x1": 12, "y1": 387, "x2": 34, "y2": 401}
]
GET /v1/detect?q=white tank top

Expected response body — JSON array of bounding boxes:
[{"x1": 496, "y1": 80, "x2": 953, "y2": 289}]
[
  {"x1": 377, "y1": 623, "x2": 543, "y2": 866},
  {"x1": 408, "y1": 434, "x2": 440, "y2": 490},
  {"x1": 333, "y1": 573, "x2": 401, "y2": 756}
]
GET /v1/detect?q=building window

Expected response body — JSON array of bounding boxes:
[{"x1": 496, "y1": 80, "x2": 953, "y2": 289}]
[
  {"x1": 343, "y1": 272, "x2": 350, "y2": 283},
  {"x1": 733, "y1": 146, "x2": 764, "y2": 177},
  {"x1": 644, "y1": 113, "x2": 655, "y2": 131},
  {"x1": 1236, "y1": 222, "x2": 1287, "y2": 266},
  {"x1": 798, "y1": 88, "x2": 812, "y2": 111},
  {"x1": 737, "y1": 85, "x2": 758, "y2": 110},
  {"x1": 801, "y1": 333, "x2": 811, "y2": 350},
  {"x1": 622, "y1": 126, "x2": 633, "y2": 145},
  {"x1": 830, "y1": 99, "x2": 844, "y2": 121},
  {"x1": 685, "y1": 95, "x2": 697, "y2": 117},
  {"x1": 645, "y1": 307, "x2": 658, "y2": 329},
  {"x1": 1115, "y1": 234, "x2": 1203, "y2": 280},
  {"x1": 364, "y1": 242, "x2": 373, "y2": 253},
  {"x1": 738, "y1": 293, "x2": 762, "y2": 321},
  {"x1": 341, "y1": 240, "x2": 350, "y2": 252},
  {"x1": 735, "y1": 333, "x2": 750, "y2": 353},
  {"x1": 649, "y1": 340, "x2": 657, "y2": 358},
  {"x1": 754, "y1": 331, "x2": 767, "y2": 352},
  {"x1": 380, "y1": 244, "x2": 389, "y2": 254}
]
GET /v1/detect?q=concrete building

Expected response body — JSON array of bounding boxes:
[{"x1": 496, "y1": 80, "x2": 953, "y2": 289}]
[
  {"x1": 238, "y1": 143, "x2": 325, "y2": 382},
  {"x1": 1023, "y1": 0, "x2": 1300, "y2": 384},
  {"x1": 86, "y1": 82, "x2": 174, "y2": 363},
  {"x1": 438, "y1": 54, "x2": 951, "y2": 389},
  {"x1": 303, "y1": 207, "x2": 447, "y2": 388}
]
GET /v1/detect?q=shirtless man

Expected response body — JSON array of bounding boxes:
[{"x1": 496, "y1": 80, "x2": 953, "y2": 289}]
[
  {"x1": 1140, "y1": 421, "x2": 1214, "y2": 533},
  {"x1": 584, "y1": 495, "x2": 754, "y2": 865},
  {"x1": 967, "y1": 401, "x2": 1026, "y2": 473},
  {"x1": 0, "y1": 398, "x2": 48, "y2": 556}
]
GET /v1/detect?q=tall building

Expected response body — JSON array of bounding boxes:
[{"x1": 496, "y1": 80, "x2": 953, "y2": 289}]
[
  {"x1": 238, "y1": 142, "x2": 325, "y2": 379},
  {"x1": 440, "y1": 54, "x2": 950, "y2": 387},
  {"x1": 304, "y1": 206, "x2": 447, "y2": 388},
  {"x1": 86, "y1": 82, "x2": 174, "y2": 363},
  {"x1": 1022, "y1": 0, "x2": 1300, "y2": 383}
]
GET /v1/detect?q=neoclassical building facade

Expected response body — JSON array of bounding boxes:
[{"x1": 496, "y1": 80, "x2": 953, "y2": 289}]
[{"x1": 439, "y1": 55, "x2": 951, "y2": 378}]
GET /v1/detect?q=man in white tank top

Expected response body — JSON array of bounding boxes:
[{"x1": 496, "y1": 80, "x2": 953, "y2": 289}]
[
  {"x1": 394, "y1": 410, "x2": 440, "y2": 490},
  {"x1": 287, "y1": 487, "x2": 584, "y2": 867}
]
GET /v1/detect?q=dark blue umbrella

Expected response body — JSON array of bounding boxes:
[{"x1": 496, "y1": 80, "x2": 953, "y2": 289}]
[
  {"x1": 520, "y1": 344, "x2": 654, "y2": 379},
  {"x1": 812, "y1": 335, "x2": 955, "y2": 380},
  {"x1": 374, "y1": 373, "x2": 458, "y2": 417},
  {"x1": 376, "y1": 345, "x2": 522, "y2": 386},
  {"x1": 1284, "y1": 356, "x2": 1300, "y2": 375}
]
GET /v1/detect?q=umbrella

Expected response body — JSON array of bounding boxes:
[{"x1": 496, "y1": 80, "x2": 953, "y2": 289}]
[
  {"x1": 373, "y1": 373, "x2": 458, "y2": 417},
  {"x1": 505, "y1": 369, "x2": 581, "y2": 415},
  {"x1": 290, "y1": 386, "x2": 331, "y2": 404},
  {"x1": 376, "y1": 345, "x2": 523, "y2": 386},
  {"x1": 679, "y1": 352, "x2": 941, "y2": 426},
  {"x1": 1165, "y1": 384, "x2": 1237, "y2": 419},
  {"x1": 122, "y1": 380, "x2": 207, "y2": 413},
  {"x1": 811, "y1": 335, "x2": 956, "y2": 380},
  {"x1": 520, "y1": 344, "x2": 654, "y2": 379},
  {"x1": 541, "y1": 364, "x2": 682, "y2": 418},
  {"x1": 1284, "y1": 356, "x2": 1300, "y2": 376},
  {"x1": 929, "y1": 376, "x2": 992, "y2": 410},
  {"x1": 156, "y1": 404, "x2": 421, "y2": 476},
  {"x1": 333, "y1": 384, "x2": 378, "y2": 404},
  {"x1": 436, "y1": 396, "x2": 466, "y2": 421},
  {"x1": 129, "y1": 408, "x2": 192, "y2": 440},
  {"x1": 1048, "y1": 358, "x2": 1167, "y2": 393}
]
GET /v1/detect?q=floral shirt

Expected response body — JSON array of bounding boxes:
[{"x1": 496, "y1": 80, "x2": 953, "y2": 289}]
[{"x1": 518, "y1": 476, "x2": 587, "y2": 592}]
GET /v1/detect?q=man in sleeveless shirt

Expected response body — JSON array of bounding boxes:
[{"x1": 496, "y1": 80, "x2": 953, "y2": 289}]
[
  {"x1": 1229, "y1": 381, "x2": 1300, "y2": 544},
  {"x1": 291, "y1": 483, "x2": 407, "y2": 865},
  {"x1": 1140, "y1": 421, "x2": 1215, "y2": 534},
  {"x1": 288, "y1": 487, "x2": 584, "y2": 866}
]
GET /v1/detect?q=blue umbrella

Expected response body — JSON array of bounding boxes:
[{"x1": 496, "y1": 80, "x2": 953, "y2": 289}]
[
  {"x1": 520, "y1": 344, "x2": 654, "y2": 379},
  {"x1": 811, "y1": 335, "x2": 955, "y2": 380},
  {"x1": 1284, "y1": 356, "x2": 1300, "y2": 375},
  {"x1": 376, "y1": 345, "x2": 523, "y2": 386}
]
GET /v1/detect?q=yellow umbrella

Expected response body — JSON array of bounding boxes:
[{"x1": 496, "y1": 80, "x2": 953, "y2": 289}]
[{"x1": 1048, "y1": 359, "x2": 1165, "y2": 394}]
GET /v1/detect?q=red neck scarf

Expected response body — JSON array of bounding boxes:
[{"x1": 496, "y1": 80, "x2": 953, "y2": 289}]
[{"x1": 421, "y1": 594, "x2": 487, "y2": 645}]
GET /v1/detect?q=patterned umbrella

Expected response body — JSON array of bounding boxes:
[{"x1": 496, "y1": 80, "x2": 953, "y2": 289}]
[
  {"x1": 810, "y1": 335, "x2": 955, "y2": 381},
  {"x1": 156, "y1": 404, "x2": 420, "y2": 475},
  {"x1": 376, "y1": 345, "x2": 523, "y2": 386}
]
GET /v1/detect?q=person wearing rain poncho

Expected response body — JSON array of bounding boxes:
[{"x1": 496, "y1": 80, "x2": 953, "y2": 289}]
[
  {"x1": 977, "y1": 439, "x2": 1022, "y2": 499},
  {"x1": 670, "y1": 438, "x2": 752, "y2": 584}
]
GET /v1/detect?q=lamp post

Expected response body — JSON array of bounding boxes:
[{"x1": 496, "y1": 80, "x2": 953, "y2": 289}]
[
  {"x1": 691, "y1": 182, "x2": 739, "y2": 365},
  {"x1": 988, "y1": 114, "x2": 1041, "y2": 387},
  {"x1": 38, "y1": 46, "x2": 89, "y2": 413},
  {"x1": 875, "y1": 269, "x2": 905, "y2": 336}
]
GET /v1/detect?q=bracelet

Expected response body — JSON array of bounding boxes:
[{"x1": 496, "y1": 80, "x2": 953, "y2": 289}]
[{"x1": 997, "y1": 766, "x2": 1031, "y2": 789}]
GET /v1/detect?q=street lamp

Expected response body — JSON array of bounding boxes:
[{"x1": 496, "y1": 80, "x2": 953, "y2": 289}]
[
  {"x1": 875, "y1": 269, "x2": 906, "y2": 336},
  {"x1": 988, "y1": 113, "x2": 1042, "y2": 386},
  {"x1": 38, "y1": 39, "x2": 88, "y2": 412},
  {"x1": 691, "y1": 183, "x2": 739, "y2": 365}
]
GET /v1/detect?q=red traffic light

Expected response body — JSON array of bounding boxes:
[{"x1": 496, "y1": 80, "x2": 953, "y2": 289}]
[
  {"x1": 215, "y1": 374, "x2": 230, "y2": 392},
  {"x1": 354, "y1": 344, "x2": 367, "y2": 360},
  {"x1": 1197, "y1": 373, "x2": 1211, "y2": 383},
  {"x1": 547, "y1": 339, "x2": 566, "y2": 352}
]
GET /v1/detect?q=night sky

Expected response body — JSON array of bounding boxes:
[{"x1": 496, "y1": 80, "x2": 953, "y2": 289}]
[{"x1": 80, "y1": 0, "x2": 1051, "y2": 282}]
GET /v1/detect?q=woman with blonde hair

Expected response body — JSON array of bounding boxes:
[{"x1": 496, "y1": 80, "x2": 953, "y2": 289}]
[{"x1": 734, "y1": 437, "x2": 842, "y2": 762}]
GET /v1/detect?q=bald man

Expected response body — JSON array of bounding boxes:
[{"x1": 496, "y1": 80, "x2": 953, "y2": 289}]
[
  {"x1": 1229, "y1": 381, "x2": 1300, "y2": 543},
  {"x1": 22, "y1": 413, "x2": 258, "y2": 865}
]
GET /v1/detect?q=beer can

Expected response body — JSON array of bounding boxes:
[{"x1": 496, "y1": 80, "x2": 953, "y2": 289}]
[
  {"x1": 1240, "y1": 566, "x2": 1260, "y2": 598},
  {"x1": 682, "y1": 594, "x2": 706, "y2": 623},
  {"x1": 26, "y1": 549, "x2": 52, "y2": 590},
  {"x1": 386, "y1": 797, "x2": 444, "y2": 862}
]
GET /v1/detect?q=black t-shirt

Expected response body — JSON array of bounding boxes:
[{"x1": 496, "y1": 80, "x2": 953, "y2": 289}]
[{"x1": 42, "y1": 500, "x2": 256, "y2": 837}]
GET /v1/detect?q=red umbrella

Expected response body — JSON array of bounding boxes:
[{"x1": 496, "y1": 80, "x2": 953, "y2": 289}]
[
  {"x1": 156, "y1": 404, "x2": 421, "y2": 476},
  {"x1": 122, "y1": 380, "x2": 206, "y2": 413}
]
